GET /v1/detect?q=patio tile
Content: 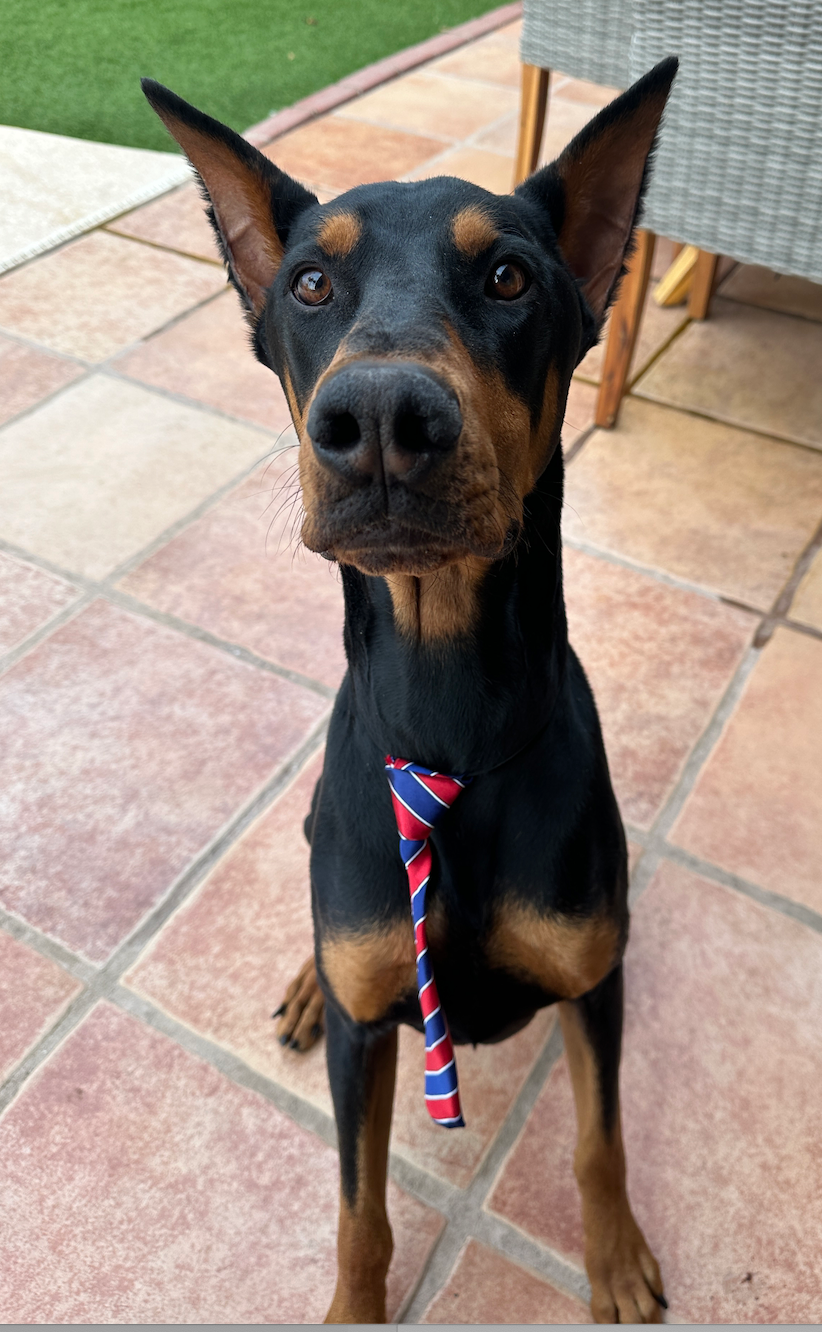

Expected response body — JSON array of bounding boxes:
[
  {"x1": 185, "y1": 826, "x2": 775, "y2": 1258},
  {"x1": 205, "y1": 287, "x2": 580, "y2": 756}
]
[
  {"x1": 486, "y1": 861, "x2": 822, "y2": 1324},
  {"x1": 488, "y1": 17, "x2": 522, "y2": 50},
  {"x1": 0, "y1": 551, "x2": 78, "y2": 656},
  {"x1": 0, "y1": 375, "x2": 269, "y2": 580},
  {"x1": 421, "y1": 1239, "x2": 591, "y2": 1324},
  {"x1": 790, "y1": 549, "x2": 822, "y2": 631},
  {"x1": 107, "y1": 182, "x2": 221, "y2": 263},
  {"x1": 0, "y1": 931, "x2": 81, "y2": 1081},
  {"x1": 562, "y1": 379, "x2": 597, "y2": 450},
  {"x1": 719, "y1": 263, "x2": 822, "y2": 322},
  {"x1": 113, "y1": 289, "x2": 293, "y2": 432},
  {"x1": 634, "y1": 296, "x2": 822, "y2": 450},
  {"x1": 563, "y1": 397, "x2": 822, "y2": 610},
  {"x1": 574, "y1": 297, "x2": 688, "y2": 386},
  {"x1": 118, "y1": 462, "x2": 345, "y2": 689},
  {"x1": 126, "y1": 753, "x2": 555, "y2": 1188},
  {"x1": 0, "y1": 230, "x2": 226, "y2": 363},
  {"x1": 552, "y1": 76, "x2": 622, "y2": 107},
  {"x1": 409, "y1": 146, "x2": 513, "y2": 193},
  {"x1": 264, "y1": 117, "x2": 443, "y2": 194},
  {"x1": 430, "y1": 35, "x2": 523, "y2": 88},
  {"x1": 337, "y1": 73, "x2": 517, "y2": 142},
  {"x1": 564, "y1": 548, "x2": 754, "y2": 829},
  {"x1": 0, "y1": 333, "x2": 84, "y2": 427},
  {"x1": 125, "y1": 754, "x2": 329, "y2": 1104},
  {"x1": 0, "y1": 599, "x2": 327, "y2": 962},
  {"x1": 0, "y1": 1002, "x2": 441, "y2": 1323},
  {"x1": 671, "y1": 627, "x2": 822, "y2": 916},
  {"x1": 475, "y1": 97, "x2": 594, "y2": 160}
]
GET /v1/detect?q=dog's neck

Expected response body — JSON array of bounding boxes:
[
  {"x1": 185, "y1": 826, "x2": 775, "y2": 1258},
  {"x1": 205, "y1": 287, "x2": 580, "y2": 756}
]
[{"x1": 338, "y1": 447, "x2": 568, "y2": 775}]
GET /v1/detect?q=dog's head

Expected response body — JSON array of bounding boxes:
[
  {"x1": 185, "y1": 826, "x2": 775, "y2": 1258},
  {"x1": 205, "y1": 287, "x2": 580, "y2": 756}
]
[{"x1": 143, "y1": 61, "x2": 675, "y2": 578}]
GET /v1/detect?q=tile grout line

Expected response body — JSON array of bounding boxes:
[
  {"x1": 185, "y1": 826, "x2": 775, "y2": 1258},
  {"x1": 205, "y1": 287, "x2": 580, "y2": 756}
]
[
  {"x1": 627, "y1": 642, "x2": 762, "y2": 910},
  {"x1": 0, "y1": 590, "x2": 96, "y2": 680},
  {"x1": 0, "y1": 721, "x2": 328, "y2": 1117},
  {"x1": 102, "y1": 588, "x2": 337, "y2": 699},
  {"x1": 110, "y1": 985, "x2": 340, "y2": 1150},
  {"x1": 753, "y1": 514, "x2": 822, "y2": 649},
  {"x1": 0, "y1": 904, "x2": 96, "y2": 984},
  {"x1": 629, "y1": 389, "x2": 822, "y2": 458},
  {"x1": 399, "y1": 1021, "x2": 590, "y2": 1322},
  {"x1": 660, "y1": 844, "x2": 822, "y2": 936},
  {"x1": 0, "y1": 444, "x2": 338, "y2": 705},
  {"x1": 561, "y1": 533, "x2": 762, "y2": 614}
]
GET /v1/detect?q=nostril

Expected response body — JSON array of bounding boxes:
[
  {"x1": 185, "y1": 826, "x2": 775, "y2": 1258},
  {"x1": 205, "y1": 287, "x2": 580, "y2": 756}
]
[
  {"x1": 323, "y1": 412, "x2": 361, "y2": 450},
  {"x1": 394, "y1": 412, "x2": 431, "y2": 454}
]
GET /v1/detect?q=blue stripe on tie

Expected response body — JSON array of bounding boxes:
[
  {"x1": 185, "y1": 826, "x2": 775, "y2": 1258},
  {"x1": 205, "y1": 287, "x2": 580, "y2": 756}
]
[
  {"x1": 390, "y1": 768, "x2": 448, "y2": 829},
  {"x1": 432, "y1": 1115, "x2": 465, "y2": 1128},
  {"x1": 416, "y1": 952, "x2": 432, "y2": 988},
  {"x1": 400, "y1": 838, "x2": 425, "y2": 865},
  {"x1": 424, "y1": 1009, "x2": 446, "y2": 1045},
  {"x1": 425, "y1": 1065, "x2": 456, "y2": 1096},
  {"x1": 411, "y1": 887, "x2": 429, "y2": 927}
]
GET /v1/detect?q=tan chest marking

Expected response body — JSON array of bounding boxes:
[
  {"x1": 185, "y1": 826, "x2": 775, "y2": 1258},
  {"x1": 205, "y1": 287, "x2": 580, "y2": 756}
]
[
  {"x1": 487, "y1": 900, "x2": 621, "y2": 1000},
  {"x1": 321, "y1": 920, "x2": 416, "y2": 1024},
  {"x1": 385, "y1": 555, "x2": 489, "y2": 642}
]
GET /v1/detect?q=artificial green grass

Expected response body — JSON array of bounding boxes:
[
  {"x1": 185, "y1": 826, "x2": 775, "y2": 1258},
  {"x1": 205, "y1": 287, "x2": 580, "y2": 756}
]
[{"x1": 1, "y1": 0, "x2": 502, "y2": 151}]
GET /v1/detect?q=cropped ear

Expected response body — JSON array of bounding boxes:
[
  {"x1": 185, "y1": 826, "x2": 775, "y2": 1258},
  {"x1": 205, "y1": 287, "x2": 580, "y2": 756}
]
[
  {"x1": 142, "y1": 80, "x2": 318, "y2": 316},
  {"x1": 516, "y1": 58, "x2": 677, "y2": 325}
]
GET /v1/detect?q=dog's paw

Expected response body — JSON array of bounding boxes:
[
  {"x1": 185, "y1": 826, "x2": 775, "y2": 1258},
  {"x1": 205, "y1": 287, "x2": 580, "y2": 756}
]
[
  {"x1": 586, "y1": 1211, "x2": 666, "y2": 1324},
  {"x1": 273, "y1": 955, "x2": 325, "y2": 1052}
]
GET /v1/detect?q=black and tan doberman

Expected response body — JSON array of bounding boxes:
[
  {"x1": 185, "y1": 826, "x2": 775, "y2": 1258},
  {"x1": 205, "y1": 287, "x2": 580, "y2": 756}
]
[{"x1": 144, "y1": 57, "x2": 677, "y2": 1323}]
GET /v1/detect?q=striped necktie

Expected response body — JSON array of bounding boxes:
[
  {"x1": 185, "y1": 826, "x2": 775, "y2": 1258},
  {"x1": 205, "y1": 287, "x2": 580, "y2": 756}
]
[{"x1": 385, "y1": 756, "x2": 470, "y2": 1129}]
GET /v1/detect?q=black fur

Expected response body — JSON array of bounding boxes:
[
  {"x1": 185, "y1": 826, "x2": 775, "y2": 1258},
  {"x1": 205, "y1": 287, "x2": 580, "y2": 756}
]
[{"x1": 143, "y1": 61, "x2": 677, "y2": 1318}]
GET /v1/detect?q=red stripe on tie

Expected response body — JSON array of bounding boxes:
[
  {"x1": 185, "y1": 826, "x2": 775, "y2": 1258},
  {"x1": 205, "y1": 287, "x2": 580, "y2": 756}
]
[
  {"x1": 426, "y1": 1039, "x2": 455, "y2": 1073},
  {"x1": 419, "y1": 983, "x2": 439, "y2": 1020},
  {"x1": 415, "y1": 771, "x2": 465, "y2": 804},
  {"x1": 426, "y1": 1092, "x2": 462, "y2": 1121},
  {"x1": 389, "y1": 791, "x2": 433, "y2": 842}
]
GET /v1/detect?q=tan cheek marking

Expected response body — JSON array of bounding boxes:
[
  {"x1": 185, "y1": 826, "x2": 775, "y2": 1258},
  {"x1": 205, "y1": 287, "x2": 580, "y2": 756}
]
[
  {"x1": 317, "y1": 211, "x2": 362, "y2": 258},
  {"x1": 451, "y1": 205, "x2": 500, "y2": 259},
  {"x1": 321, "y1": 922, "x2": 416, "y2": 1024},
  {"x1": 487, "y1": 900, "x2": 622, "y2": 1000}
]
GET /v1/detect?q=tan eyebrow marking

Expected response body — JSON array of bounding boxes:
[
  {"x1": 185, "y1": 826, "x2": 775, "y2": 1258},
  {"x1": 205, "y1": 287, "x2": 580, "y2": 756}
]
[
  {"x1": 451, "y1": 205, "x2": 500, "y2": 259},
  {"x1": 317, "y1": 211, "x2": 362, "y2": 258}
]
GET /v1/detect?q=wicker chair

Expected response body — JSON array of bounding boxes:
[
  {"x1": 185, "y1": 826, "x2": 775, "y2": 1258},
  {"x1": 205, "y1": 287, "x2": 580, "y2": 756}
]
[{"x1": 515, "y1": 0, "x2": 822, "y2": 425}]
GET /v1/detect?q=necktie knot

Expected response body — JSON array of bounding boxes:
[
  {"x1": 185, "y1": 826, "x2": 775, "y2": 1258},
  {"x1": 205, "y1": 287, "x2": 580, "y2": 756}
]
[{"x1": 385, "y1": 755, "x2": 470, "y2": 1129}]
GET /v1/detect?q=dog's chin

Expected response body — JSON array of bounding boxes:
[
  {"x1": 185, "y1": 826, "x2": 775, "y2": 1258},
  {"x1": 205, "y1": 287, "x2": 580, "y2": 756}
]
[{"x1": 308, "y1": 521, "x2": 521, "y2": 576}]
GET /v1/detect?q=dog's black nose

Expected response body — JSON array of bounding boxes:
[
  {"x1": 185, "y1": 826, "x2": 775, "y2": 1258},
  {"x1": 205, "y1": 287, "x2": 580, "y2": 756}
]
[{"x1": 306, "y1": 362, "x2": 462, "y2": 486}]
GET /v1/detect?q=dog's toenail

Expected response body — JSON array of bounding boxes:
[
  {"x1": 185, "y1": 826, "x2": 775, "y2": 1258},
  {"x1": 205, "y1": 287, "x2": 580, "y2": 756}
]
[
  {"x1": 271, "y1": 1003, "x2": 286, "y2": 1018},
  {"x1": 279, "y1": 1034, "x2": 290, "y2": 1046},
  {"x1": 654, "y1": 1292, "x2": 668, "y2": 1309}
]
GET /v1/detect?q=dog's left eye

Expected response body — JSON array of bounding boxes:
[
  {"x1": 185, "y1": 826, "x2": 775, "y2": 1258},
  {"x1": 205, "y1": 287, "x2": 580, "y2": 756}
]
[
  {"x1": 293, "y1": 268, "x2": 333, "y2": 306},
  {"x1": 487, "y1": 261, "x2": 530, "y2": 301}
]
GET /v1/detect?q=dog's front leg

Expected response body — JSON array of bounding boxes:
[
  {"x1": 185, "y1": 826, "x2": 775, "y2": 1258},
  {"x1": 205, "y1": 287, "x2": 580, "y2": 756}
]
[
  {"x1": 324, "y1": 1003, "x2": 397, "y2": 1324},
  {"x1": 560, "y1": 964, "x2": 665, "y2": 1324}
]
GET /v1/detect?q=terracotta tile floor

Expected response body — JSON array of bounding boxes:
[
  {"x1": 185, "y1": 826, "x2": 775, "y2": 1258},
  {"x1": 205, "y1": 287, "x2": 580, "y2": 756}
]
[{"x1": 2, "y1": 13, "x2": 822, "y2": 1324}]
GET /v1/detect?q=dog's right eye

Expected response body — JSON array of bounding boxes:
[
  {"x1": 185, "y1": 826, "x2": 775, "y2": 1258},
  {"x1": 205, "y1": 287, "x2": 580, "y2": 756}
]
[{"x1": 293, "y1": 268, "x2": 333, "y2": 306}]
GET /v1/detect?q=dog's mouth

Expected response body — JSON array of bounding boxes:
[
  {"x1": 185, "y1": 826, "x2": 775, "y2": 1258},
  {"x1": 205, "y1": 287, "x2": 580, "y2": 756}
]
[
  {"x1": 328, "y1": 522, "x2": 517, "y2": 575},
  {"x1": 304, "y1": 493, "x2": 520, "y2": 576}
]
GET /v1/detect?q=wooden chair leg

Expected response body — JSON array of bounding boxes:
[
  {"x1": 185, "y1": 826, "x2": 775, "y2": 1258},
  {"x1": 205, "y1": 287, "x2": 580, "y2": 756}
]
[
  {"x1": 595, "y1": 230, "x2": 656, "y2": 429},
  {"x1": 688, "y1": 249, "x2": 719, "y2": 319},
  {"x1": 513, "y1": 64, "x2": 550, "y2": 187}
]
